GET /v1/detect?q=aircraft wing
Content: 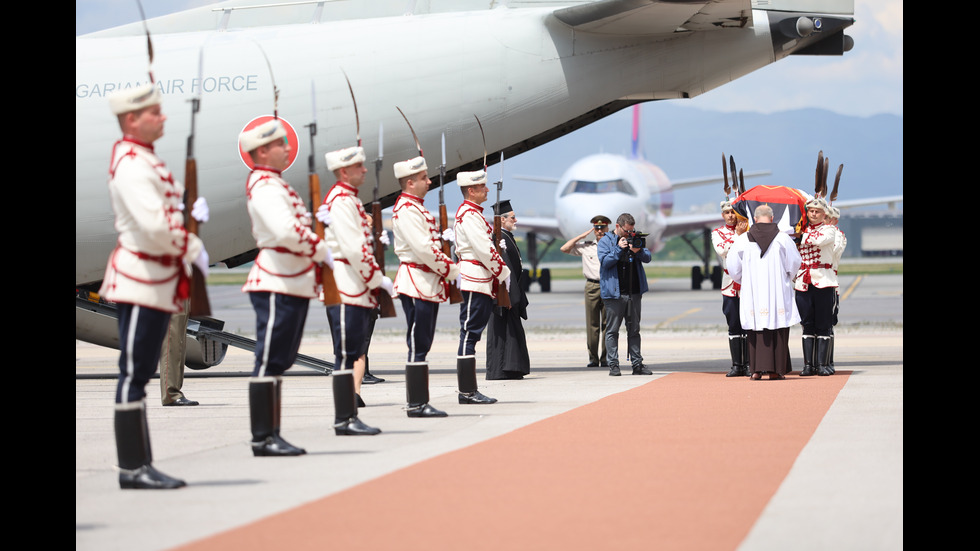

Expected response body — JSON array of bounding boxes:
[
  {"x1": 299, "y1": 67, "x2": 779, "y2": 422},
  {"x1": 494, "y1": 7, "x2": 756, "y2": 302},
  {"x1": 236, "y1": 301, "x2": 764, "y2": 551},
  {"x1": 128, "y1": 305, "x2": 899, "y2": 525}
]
[
  {"x1": 553, "y1": 0, "x2": 752, "y2": 35},
  {"x1": 834, "y1": 195, "x2": 904, "y2": 209},
  {"x1": 662, "y1": 212, "x2": 724, "y2": 239},
  {"x1": 671, "y1": 170, "x2": 771, "y2": 190},
  {"x1": 514, "y1": 216, "x2": 563, "y2": 239}
]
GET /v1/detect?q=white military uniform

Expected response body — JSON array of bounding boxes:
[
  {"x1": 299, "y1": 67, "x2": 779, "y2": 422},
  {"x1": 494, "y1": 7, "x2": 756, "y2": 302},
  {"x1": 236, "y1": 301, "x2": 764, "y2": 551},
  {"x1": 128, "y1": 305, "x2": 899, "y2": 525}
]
[
  {"x1": 794, "y1": 223, "x2": 839, "y2": 291},
  {"x1": 100, "y1": 138, "x2": 203, "y2": 313},
  {"x1": 833, "y1": 226, "x2": 847, "y2": 270},
  {"x1": 242, "y1": 166, "x2": 328, "y2": 298},
  {"x1": 711, "y1": 224, "x2": 739, "y2": 298},
  {"x1": 322, "y1": 181, "x2": 384, "y2": 307},
  {"x1": 454, "y1": 200, "x2": 510, "y2": 297},
  {"x1": 392, "y1": 192, "x2": 460, "y2": 301}
]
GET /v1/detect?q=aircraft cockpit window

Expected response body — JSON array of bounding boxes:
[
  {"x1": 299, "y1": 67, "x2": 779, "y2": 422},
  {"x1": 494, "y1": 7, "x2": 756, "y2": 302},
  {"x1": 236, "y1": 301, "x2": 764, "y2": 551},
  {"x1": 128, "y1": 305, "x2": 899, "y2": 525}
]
[{"x1": 561, "y1": 179, "x2": 636, "y2": 197}]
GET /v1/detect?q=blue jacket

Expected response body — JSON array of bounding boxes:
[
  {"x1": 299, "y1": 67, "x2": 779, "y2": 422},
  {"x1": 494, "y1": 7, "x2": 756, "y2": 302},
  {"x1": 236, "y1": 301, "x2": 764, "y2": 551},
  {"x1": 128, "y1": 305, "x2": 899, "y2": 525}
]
[{"x1": 597, "y1": 231, "x2": 651, "y2": 299}]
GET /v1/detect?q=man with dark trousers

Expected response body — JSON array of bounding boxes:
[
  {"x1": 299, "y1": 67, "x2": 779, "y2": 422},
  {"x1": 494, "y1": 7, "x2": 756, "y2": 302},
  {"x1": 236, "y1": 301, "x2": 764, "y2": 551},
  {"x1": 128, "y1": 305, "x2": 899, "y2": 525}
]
[
  {"x1": 597, "y1": 213, "x2": 653, "y2": 376},
  {"x1": 794, "y1": 197, "x2": 839, "y2": 376},
  {"x1": 101, "y1": 83, "x2": 209, "y2": 488},
  {"x1": 391, "y1": 155, "x2": 459, "y2": 417},
  {"x1": 712, "y1": 199, "x2": 749, "y2": 377},
  {"x1": 322, "y1": 145, "x2": 394, "y2": 434},
  {"x1": 453, "y1": 170, "x2": 511, "y2": 403},
  {"x1": 240, "y1": 118, "x2": 331, "y2": 456}
]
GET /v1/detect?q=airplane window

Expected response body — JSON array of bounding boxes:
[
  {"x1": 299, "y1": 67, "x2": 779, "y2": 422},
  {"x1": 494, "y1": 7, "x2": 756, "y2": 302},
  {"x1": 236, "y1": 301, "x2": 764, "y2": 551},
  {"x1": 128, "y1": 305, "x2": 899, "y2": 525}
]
[{"x1": 561, "y1": 179, "x2": 636, "y2": 196}]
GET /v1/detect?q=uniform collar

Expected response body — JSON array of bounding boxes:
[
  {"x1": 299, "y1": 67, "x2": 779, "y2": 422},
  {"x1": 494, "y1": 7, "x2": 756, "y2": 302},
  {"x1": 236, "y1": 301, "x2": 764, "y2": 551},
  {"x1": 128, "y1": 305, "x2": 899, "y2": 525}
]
[
  {"x1": 462, "y1": 200, "x2": 483, "y2": 212},
  {"x1": 121, "y1": 135, "x2": 154, "y2": 151},
  {"x1": 399, "y1": 192, "x2": 423, "y2": 204},
  {"x1": 251, "y1": 165, "x2": 282, "y2": 176},
  {"x1": 334, "y1": 181, "x2": 357, "y2": 193}
]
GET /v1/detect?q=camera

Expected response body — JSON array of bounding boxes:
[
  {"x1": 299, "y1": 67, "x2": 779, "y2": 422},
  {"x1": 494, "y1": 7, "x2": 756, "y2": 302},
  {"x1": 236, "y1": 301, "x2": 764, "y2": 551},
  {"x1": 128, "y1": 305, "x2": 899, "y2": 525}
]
[{"x1": 625, "y1": 230, "x2": 648, "y2": 249}]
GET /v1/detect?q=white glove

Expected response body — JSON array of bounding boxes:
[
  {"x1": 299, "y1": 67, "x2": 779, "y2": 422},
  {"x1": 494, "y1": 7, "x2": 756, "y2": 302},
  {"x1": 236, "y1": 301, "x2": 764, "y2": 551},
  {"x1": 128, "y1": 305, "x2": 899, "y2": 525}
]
[
  {"x1": 192, "y1": 247, "x2": 209, "y2": 278},
  {"x1": 316, "y1": 204, "x2": 332, "y2": 226},
  {"x1": 503, "y1": 275, "x2": 511, "y2": 292},
  {"x1": 442, "y1": 228, "x2": 455, "y2": 244},
  {"x1": 191, "y1": 197, "x2": 209, "y2": 223},
  {"x1": 322, "y1": 246, "x2": 334, "y2": 271},
  {"x1": 380, "y1": 276, "x2": 396, "y2": 297},
  {"x1": 299, "y1": 212, "x2": 312, "y2": 226},
  {"x1": 379, "y1": 230, "x2": 390, "y2": 247},
  {"x1": 453, "y1": 273, "x2": 462, "y2": 288},
  {"x1": 499, "y1": 238, "x2": 507, "y2": 252}
]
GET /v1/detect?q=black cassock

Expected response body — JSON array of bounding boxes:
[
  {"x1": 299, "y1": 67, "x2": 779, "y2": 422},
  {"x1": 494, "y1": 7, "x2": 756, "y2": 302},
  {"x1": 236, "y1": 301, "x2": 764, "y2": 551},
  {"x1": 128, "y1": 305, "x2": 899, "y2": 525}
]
[{"x1": 486, "y1": 229, "x2": 531, "y2": 380}]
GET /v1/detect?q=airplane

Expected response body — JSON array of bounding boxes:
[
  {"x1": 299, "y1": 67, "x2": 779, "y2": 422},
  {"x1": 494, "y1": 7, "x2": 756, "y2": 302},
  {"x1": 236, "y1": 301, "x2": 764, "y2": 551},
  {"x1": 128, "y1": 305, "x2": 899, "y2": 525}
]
[
  {"x1": 76, "y1": 0, "x2": 858, "y2": 366},
  {"x1": 514, "y1": 104, "x2": 771, "y2": 291}
]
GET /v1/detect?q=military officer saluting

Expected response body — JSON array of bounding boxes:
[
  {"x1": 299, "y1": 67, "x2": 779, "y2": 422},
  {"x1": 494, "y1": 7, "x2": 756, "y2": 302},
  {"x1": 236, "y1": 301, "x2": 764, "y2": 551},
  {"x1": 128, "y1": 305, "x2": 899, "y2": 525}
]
[
  {"x1": 101, "y1": 83, "x2": 209, "y2": 489},
  {"x1": 712, "y1": 199, "x2": 749, "y2": 377},
  {"x1": 240, "y1": 118, "x2": 331, "y2": 456},
  {"x1": 452, "y1": 170, "x2": 511, "y2": 404},
  {"x1": 794, "y1": 197, "x2": 839, "y2": 376},
  {"x1": 321, "y1": 146, "x2": 394, "y2": 435},
  {"x1": 391, "y1": 155, "x2": 459, "y2": 417}
]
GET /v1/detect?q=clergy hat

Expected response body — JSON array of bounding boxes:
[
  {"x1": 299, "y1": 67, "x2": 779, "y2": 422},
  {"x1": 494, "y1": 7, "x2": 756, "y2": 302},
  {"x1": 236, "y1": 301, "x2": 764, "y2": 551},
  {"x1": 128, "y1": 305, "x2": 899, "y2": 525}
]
[
  {"x1": 108, "y1": 83, "x2": 161, "y2": 115},
  {"x1": 493, "y1": 199, "x2": 514, "y2": 215}
]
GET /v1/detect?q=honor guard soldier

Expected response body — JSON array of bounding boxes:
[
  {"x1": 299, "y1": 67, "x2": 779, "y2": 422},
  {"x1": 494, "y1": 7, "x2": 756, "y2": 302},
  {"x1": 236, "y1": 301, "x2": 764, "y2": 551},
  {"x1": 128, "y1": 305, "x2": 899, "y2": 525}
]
[
  {"x1": 452, "y1": 170, "x2": 511, "y2": 404},
  {"x1": 241, "y1": 119, "x2": 331, "y2": 456},
  {"x1": 391, "y1": 156, "x2": 459, "y2": 417},
  {"x1": 794, "y1": 197, "x2": 839, "y2": 376},
  {"x1": 712, "y1": 199, "x2": 749, "y2": 377},
  {"x1": 101, "y1": 83, "x2": 209, "y2": 489},
  {"x1": 322, "y1": 146, "x2": 394, "y2": 435}
]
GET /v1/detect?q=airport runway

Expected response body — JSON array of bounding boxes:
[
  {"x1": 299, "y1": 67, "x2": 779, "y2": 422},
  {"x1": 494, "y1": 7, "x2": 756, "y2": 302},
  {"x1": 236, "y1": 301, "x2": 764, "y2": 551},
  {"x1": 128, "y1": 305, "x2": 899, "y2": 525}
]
[{"x1": 76, "y1": 275, "x2": 902, "y2": 550}]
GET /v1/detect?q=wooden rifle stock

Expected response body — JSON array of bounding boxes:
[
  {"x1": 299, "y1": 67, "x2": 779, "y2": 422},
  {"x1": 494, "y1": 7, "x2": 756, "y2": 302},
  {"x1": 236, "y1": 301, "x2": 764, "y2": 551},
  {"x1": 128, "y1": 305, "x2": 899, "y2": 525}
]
[
  {"x1": 439, "y1": 203, "x2": 463, "y2": 304},
  {"x1": 492, "y1": 213, "x2": 512, "y2": 309},
  {"x1": 183, "y1": 156, "x2": 211, "y2": 317},
  {"x1": 372, "y1": 201, "x2": 397, "y2": 318},
  {"x1": 310, "y1": 173, "x2": 341, "y2": 305}
]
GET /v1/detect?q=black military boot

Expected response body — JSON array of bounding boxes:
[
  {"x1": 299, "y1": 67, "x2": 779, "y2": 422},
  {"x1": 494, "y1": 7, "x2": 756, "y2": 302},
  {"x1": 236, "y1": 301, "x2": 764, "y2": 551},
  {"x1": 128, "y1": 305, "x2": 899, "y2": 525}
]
[
  {"x1": 740, "y1": 334, "x2": 750, "y2": 376},
  {"x1": 827, "y1": 333, "x2": 836, "y2": 374},
  {"x1": 333, "y1": 370, "x2": 381, "y2": 435},
  {"x1": 115, "y1": 401, "x2": 186, "y2": 489},
  {"x1": 457, "y1": 355, "x2": 497, "y2": 404},
  {"x1": 816, "y1": 336, "x2": 833, "y2": 376},
  {"x1": 249, "y1": 377, "x2": 306, "y2": 456},
  {"x1": 406, "y1": 362, "x2": 448, "y2": 418},
  {"x1": 800, "y1": 335, "x2": 817, "y2": 376},
  {"x1": 726, "y1": 335, "x2": 743, "y2": 377},
  {"x1": 361, "y1": 356, "x2": 385, "y2": 384}
]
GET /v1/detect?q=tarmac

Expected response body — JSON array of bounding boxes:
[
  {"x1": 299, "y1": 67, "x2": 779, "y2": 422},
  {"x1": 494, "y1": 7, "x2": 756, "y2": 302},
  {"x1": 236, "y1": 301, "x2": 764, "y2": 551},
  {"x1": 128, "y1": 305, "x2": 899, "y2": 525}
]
[{"x1": 76, "y1": 276, "x2": 903, "y2": 550}]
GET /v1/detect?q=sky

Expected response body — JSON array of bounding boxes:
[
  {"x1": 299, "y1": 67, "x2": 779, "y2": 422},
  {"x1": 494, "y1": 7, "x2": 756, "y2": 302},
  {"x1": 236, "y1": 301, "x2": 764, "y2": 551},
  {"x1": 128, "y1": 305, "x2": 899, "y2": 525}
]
[{"x1": 76, "y1": 0, "x2": 903, "y2": 118}]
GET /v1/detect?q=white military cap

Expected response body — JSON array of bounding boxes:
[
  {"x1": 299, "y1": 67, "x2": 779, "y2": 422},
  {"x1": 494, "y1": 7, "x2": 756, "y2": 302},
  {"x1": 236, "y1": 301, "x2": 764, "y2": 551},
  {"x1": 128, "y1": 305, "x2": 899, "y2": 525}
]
[
  {"x1": 393, "y1": 156, "x2": 428, "y2": 179},
  {"x1": 720, "y1": 198, "x2": 734, "y2": 211},
  {"x1": 829, "y1": 206, "x2": 841, "y2": 219},
  {"x1": 325, "y1": 146, "x2": 366, "y2": 171},
  {"x1": 239, "y1": 119, "x2": 287, "y2": 153},
  {"x1": 457, "y1": 170, "x2": 487, "y2": 188},
  {"x1": 805, "y1": 196, "x2": 831, "y2": 214},
  {"x1": 108, "y1": 83, "x2": 162, "y2": 115}
]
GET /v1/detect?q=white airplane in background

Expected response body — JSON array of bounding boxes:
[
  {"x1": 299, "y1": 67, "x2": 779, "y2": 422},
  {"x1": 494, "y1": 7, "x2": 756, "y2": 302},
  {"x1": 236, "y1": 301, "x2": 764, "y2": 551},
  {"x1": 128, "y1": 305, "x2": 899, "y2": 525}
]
[
  {"x1": 76, "y1": 0, "x2": 857, "y2": 365},
  {"x1": 516, "y1": 105, "x2": 769, "y2": 290}
]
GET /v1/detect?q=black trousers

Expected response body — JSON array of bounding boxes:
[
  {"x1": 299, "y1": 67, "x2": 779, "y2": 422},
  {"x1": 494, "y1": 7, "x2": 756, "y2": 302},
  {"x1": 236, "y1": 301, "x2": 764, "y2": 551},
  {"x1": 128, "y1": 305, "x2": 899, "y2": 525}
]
[
  {"x1": 115, "y1": 303, "x2": 171, "y2": 404},
  {"x1": 327, "y1": 303, "x2": 373, "y2": 371},
  {"x1": 458, "y1": 291, "x2": 494, "y2": 356},
  {"x1": 250, "y1": 292, "x2": 310, "y2": 377},
  {"x1": 400, "y1": 295, "x2": 440, "y2": 362},
  {"x1": 796, "y1": 286, "x2": 836, "y2": 337}
]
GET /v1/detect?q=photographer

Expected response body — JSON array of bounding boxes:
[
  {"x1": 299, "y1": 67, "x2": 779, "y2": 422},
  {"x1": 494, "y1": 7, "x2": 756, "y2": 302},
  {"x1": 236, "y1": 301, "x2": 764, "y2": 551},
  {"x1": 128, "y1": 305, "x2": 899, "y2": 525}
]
[{"x1": 597, "y1": 213, "x2": 653, "y2": 376}]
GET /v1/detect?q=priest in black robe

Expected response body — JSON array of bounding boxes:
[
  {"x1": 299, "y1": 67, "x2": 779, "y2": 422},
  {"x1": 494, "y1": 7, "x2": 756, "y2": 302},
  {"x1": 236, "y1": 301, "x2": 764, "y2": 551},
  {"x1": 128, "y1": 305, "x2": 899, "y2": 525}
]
[{"x1": 486, "y1": 200, "x2": 531, "y2": 380}]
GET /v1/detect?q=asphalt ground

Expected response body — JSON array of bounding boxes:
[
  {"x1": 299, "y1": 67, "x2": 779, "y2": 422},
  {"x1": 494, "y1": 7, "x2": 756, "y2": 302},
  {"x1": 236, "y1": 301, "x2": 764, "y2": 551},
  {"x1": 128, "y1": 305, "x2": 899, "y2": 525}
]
[{"x1": 76, "y1": 275, "x2": 902, "y2": 550}]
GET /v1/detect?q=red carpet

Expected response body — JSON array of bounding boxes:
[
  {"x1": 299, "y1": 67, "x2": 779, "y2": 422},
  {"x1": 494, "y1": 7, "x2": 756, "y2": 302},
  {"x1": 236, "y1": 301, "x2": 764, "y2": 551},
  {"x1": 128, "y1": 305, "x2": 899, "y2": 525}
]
[{"x1": 174, "y1": 372, "x2": 849, "y2": 551}]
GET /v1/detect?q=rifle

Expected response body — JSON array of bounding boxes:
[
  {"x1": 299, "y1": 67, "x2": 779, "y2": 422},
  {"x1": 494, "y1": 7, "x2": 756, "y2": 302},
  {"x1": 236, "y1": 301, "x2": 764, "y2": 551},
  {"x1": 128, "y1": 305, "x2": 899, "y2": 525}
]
[
  {"x1": 491, "y1": 154, "x2": 512, "y2": 310},
  {"x1": 342, "y1": 71, "x2": 395, "y2": 318},
  {"x1": 372, "y1": 122, "x2": 396, "y2": 318},
  {"x1": 307, "y1": 81, "x2": 340, "y2": 305},
  {"x1": 183, "y1": 44, "x2": 211, "y2": 317},
  {"x1": 440, "y1": 133, "x2": 462, "y2": 304}
]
